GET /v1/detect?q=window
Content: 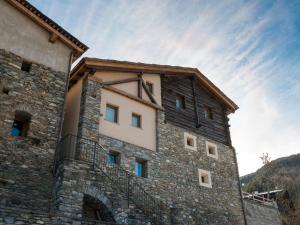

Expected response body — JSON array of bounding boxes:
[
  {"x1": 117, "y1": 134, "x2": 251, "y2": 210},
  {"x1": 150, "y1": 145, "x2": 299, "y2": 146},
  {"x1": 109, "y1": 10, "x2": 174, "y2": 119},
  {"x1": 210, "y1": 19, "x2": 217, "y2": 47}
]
[
  {"x1": 21, "y1": 60, "x2": 32, "y2": 72},
  {"x1": 204, "y1": 106, "x2": 213, "y2": 120},
  {"x1": 11, "y1": 111, "x2": 31, "y2": 137},
  {"x1": 131, "y1": 113, "x2": 141, "y2": 128},
  {"x1": 108, "y1": 151, "x2": 120, "y2": 165},
  {"x1": 206, "y1": 141, "x2": 218, "y2": 159},
  {"x1": 198, "y1": 169, "x2": 212, "y2": 188},
  {"x1": 175, "y1": 94, "x2": 185, "y2": 109},
  {"x1": 135, "y1": 159, "x2": 147, "y2": 178},
  {"x1": 145, "y1": 81, "x2": 153, "y2": 94},
  {"x1": 105, "y1": 104, "x2": 118, "y2": 123},
  {"x1": 184, "y1": 132, "x2": 197, "y2": 151}
]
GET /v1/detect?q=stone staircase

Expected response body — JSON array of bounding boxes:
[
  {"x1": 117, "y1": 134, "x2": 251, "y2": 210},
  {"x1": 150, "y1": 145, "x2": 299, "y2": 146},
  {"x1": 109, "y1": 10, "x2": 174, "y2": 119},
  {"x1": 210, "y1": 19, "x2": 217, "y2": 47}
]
[{"x1": 54, "y1": 134, "x2": 169, "y2": 225}]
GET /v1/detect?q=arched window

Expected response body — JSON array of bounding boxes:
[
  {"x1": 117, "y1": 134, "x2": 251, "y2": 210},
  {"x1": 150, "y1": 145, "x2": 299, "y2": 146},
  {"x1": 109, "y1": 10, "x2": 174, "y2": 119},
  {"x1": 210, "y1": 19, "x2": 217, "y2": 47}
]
[{"x1": 11, "y1": 111, "x2": 31, "y2": 137}]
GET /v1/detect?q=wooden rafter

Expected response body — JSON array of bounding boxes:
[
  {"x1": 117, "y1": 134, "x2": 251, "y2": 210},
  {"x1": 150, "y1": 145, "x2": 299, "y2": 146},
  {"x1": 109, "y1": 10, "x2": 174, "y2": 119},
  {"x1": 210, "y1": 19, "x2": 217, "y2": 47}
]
[
  {"x1": 95, "y1": 74, "x2": 157, "y2": 104},
  {"x1": 191, "y1": 76, "x2": 201, "y2": 127},
  {"x1": 138, "y1": 73, "x2": 143, "y2": 98},
  {"x1": 103, "y1": 85, "x2": 163, "y2": 110},
  {"x1": 102, "y1": 77, "x2": 140, "y2": 85},
  {"x1": 49, "y1": 32, "x2": 59, "y2": 43},
  {"x1": 141, "y1": 79, "x2": 157, "y2": 104},
  {"x1": 5, "y1": 0, "x2": 87, "y2": 58}
]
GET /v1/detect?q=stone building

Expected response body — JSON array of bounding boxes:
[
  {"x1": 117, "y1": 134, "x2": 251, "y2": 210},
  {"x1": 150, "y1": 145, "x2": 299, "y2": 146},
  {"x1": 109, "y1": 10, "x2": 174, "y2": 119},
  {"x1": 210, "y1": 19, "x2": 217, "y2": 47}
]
[
  {"x1": 1, "y1": 1, "x2": 248, "y2": 225},
  {"x1": 53, "y1": 57, "x2": 247, "y2": 225},
  {"x1": 0, "y1": 0, "x2": 88, "y2": 224}
]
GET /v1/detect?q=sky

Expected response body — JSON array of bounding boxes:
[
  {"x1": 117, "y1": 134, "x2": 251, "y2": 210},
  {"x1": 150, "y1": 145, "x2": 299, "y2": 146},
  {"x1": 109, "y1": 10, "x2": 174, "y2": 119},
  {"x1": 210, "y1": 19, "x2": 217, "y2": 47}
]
[{"x1": 28, "y1": 0, "x2": 300, "y2": 175}]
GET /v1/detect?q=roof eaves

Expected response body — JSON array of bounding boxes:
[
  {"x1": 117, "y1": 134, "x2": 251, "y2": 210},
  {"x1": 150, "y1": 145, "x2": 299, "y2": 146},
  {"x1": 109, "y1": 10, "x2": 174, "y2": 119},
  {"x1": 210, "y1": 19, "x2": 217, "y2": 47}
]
[{"x1": 6, "y1": 0, "x2": 88, "y2": 58}]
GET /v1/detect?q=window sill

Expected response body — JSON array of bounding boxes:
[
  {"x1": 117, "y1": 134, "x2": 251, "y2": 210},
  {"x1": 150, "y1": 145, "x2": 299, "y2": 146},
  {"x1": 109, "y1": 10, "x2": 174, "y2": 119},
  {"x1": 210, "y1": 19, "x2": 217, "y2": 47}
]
[
  {"x1": 130, "y1": 125, "x2": 143, "y2": 130},
  {"x1": 207, "y1": 154, "x2": 218, "y2": 160}
]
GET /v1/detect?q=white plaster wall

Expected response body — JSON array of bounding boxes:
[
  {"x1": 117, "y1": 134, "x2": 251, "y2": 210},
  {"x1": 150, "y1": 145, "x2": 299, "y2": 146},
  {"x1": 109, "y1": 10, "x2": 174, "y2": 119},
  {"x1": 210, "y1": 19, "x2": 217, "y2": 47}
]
[
  {"x1": 62, "y1": 78, "x2": 83, "y2": 137},
  {"x1": 100, "y1": 89, "x2": 156, "y2": 151},
  {"x1": 0, "y1": 0, "x2": 72, "y2": 72}
]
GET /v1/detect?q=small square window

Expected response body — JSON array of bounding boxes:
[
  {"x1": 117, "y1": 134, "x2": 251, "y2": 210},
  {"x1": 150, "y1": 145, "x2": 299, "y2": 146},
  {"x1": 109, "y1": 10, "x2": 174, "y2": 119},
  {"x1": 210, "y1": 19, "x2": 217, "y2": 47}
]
[
  {"x1": 198, "y1": 169, "x2": 212, "y2": 188},
  {"x1": 206, "y1": 141, "x2": 218, "y2": 159},
  {"x1": 187, "y1": 137, "x2": 194, "y2": 147},
  {"x1": 146, "y1": 81, "x2": 153, "y2": 94},
  {"x1": 204, "y1": 106, "x2": 213, "y2": 120},
  {"x1": 135, "y1": 159, "x2": 147, "y2": 178},
  {"x1": 21, "y1": 60, "x2": 32, "y2": 72},
  {"x1": 175, "y1": 94, "x2": 185, "y2": 109},
  {"x1": 105, "y1": 104, "x2": 118, "y2": 123},
  {"x1": 108, "y1": 151, "x2": 120, "y2": 165},
  {"x1": 131, "y1": 113, "x2": 141, "y2": 128},
  {"x1": 184, "y1": 132, "x2": 197, "y2": 151}
]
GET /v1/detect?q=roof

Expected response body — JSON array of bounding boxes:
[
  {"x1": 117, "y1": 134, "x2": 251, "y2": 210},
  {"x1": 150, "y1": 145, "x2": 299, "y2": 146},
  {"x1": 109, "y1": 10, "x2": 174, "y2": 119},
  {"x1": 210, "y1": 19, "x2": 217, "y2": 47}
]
[
  {"x1": 71, "y1": 57, "x2": 239, "y2": 114},
  {"x1": 6, "y1": 0, "x2": 88, "y2": 59}
]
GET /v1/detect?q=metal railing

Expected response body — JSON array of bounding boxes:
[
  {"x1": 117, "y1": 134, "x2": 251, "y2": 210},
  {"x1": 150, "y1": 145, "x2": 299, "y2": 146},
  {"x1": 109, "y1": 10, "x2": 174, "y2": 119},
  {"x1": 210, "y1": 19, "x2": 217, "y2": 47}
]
[
  {"x1": 242, "y1": 191, "x2": 275, "y2": 204},
  {"x1": 53, "y1": 134, "x2": 168, "y2": 225}
]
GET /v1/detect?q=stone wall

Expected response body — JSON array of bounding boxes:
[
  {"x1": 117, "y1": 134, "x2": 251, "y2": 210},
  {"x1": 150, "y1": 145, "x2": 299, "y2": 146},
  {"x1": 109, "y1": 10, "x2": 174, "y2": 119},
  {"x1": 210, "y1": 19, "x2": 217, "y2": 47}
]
[
  {"x1": 0, "y1": 206, "x2": 119, "y2": 225},
  {"x1": 244, "y1": 200, "x2": 283, "y2": 225},
  {"x1": 94, "y1": 110, "x2": 246, "y2": 225},
  {"x1": 56, "y1": 77, "x2": 247, "y2": 225},
  {"x1": 52, "y1": 160, "x2": 152, "y2": 225},
  {"x1": 0, "y1": 49, "x2": 67, "y2": 210},
  {"x1": 0, "y1": 54, "x2": 247, "y2": 225}
]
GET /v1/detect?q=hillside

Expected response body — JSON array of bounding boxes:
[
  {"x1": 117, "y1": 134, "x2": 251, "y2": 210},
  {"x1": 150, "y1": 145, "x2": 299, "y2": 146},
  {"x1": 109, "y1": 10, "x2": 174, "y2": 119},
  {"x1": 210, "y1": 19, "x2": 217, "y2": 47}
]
[{"x1": 240, "y1": 153, "x2": 300, "y2": 225}]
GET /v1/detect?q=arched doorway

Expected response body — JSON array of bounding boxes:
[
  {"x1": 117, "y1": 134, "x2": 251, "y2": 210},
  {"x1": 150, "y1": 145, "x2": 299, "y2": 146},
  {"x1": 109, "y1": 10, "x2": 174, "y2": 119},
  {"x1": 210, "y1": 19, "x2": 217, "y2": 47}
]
[{"x1": 82, "y1": 194, "x2": 116, "y2": 223}]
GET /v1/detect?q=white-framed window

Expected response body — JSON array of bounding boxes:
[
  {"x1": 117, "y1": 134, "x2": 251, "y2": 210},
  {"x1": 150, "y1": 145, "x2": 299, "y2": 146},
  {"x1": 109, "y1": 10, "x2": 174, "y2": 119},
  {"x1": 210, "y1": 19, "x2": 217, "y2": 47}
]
[
  {"x1": 198, "y1": 169, "x2": 212, "y2": 188},
  {"x1": 206, "y1": 141, "x2": 218, "y2": 159},
  {"x1": 184, "y1": 132, "x2": 197, "y2": 151}
]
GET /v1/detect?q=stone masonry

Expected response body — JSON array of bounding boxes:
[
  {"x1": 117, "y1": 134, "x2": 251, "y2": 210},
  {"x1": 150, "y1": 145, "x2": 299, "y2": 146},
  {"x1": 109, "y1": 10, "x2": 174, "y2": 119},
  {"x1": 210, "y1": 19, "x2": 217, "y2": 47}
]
[
  {"x1": 244, "y1": 200, "x2": 283, "y2": 225},
  {"x1": 0, "y1": 49, "x2": 279, "y2": 225},
  {"x1": 0, "y1": 49, "x2": 67, "y2": 222},
  {"x1": 53, "y1": 77, "x2": 247, "y2": 225},
  {"x1": 0, "y1": 50, "x2": 66, "y2": 224}
]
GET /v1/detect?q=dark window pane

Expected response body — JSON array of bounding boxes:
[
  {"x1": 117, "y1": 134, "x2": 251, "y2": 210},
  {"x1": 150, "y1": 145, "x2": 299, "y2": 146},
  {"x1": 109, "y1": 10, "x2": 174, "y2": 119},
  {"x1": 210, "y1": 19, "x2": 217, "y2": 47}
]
[
  {"x1": 131, "y1": 114, "x2": 141, "y2": 128},
  {"x1": 108, "y1": 152, "x2": 120, "y2": 165},
  {"x1": 135, "y1": 160, "x2": 147, "y2": 178},
  {"x1": 135, "y1": 162, "x2": 142, "y2": 177},
  {"x1": 105, "y1": 104, "x2": 118, "y2": 123},
  {"x1": 175, "y1": 94, "x2": 185, "y2": 109},
  {"x1": 11, "y1": 111, "x2": 31, "y2": 137},
  {"x1": 204, "y1": 106, "x2": 213, "y2": 120},
  {"x1": 108, "y1": 154, "x2": 117, "y2": 164},
  {"x1": 11, "y1": 121, "x2": 22, "y2": 137}
]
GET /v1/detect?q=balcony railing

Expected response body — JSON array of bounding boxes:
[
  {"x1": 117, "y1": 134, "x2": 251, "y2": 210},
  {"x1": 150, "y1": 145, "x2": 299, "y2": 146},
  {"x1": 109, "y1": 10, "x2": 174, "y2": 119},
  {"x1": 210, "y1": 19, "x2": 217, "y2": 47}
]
[{"x1": 53, "y1": 134, "x2": 169, "y2": 225}]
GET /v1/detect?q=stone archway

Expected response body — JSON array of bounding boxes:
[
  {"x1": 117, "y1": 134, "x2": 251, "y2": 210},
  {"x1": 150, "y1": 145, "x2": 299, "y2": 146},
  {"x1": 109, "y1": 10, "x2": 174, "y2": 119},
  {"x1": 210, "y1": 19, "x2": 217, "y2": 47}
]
[
  {"x1": 82, "y1": 194, "x2": 116, "y2": 222},
  {"x1": 82, "y1": 184, "x2": 126, "y2": 224}
]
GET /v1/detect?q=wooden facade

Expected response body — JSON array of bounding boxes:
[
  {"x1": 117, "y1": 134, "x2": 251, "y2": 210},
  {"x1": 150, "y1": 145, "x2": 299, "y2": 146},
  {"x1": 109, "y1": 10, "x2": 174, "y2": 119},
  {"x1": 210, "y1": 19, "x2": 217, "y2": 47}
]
[{"x1": 161, "y1": 75, "x2": 231, "y2": 145}]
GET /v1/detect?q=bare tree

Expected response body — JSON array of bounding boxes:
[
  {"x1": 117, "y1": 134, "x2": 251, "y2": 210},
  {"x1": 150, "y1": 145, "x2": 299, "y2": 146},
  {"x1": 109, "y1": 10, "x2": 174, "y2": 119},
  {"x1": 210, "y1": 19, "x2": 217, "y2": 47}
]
[{"x1": 260, "y1": 153, "x2": 271, "y2": 165}]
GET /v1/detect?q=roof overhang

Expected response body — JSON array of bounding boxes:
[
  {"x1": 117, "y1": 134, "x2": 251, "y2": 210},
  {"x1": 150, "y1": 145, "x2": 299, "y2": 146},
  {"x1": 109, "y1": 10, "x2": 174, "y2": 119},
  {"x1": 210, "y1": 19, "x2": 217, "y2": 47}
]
[
  {"x1": 71, "y1": 58, "x2": 239, "y2": 114},
  {"x1": 6, "y1": 0, "x2": 88, "y2": 60}
]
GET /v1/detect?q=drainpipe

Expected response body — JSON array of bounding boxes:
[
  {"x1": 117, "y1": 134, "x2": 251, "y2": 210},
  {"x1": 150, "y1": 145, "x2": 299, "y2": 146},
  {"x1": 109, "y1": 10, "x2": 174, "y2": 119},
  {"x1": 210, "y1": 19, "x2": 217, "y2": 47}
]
[
  {"x1": 233, "y1": 146, "x2": 248, "y2": 225},
  {"x1": 52, "y1": 51, "x2": 73, "y2": 174}
]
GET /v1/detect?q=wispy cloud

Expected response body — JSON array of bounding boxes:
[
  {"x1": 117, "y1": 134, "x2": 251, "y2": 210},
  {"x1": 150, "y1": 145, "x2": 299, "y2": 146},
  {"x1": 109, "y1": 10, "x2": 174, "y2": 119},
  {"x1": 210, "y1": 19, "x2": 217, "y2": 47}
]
[{"x1": 29, "y1": 0, "x2": 300, "y2": 175}]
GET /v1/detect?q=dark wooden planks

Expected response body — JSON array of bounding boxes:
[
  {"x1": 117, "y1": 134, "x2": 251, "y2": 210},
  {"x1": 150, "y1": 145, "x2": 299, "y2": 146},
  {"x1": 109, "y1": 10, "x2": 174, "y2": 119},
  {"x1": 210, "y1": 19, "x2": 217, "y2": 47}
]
[{"x1": 161, "y1": 75, "x2": 231, "y2": 145}]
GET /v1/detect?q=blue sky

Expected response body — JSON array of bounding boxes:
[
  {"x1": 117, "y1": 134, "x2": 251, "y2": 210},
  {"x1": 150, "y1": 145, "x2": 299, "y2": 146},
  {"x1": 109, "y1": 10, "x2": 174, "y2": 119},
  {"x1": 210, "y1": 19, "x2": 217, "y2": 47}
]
[{"x1": 28, "y1": 0, "x2": 300, "y2": 175}]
